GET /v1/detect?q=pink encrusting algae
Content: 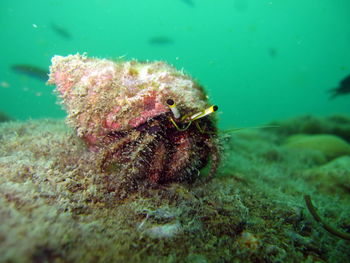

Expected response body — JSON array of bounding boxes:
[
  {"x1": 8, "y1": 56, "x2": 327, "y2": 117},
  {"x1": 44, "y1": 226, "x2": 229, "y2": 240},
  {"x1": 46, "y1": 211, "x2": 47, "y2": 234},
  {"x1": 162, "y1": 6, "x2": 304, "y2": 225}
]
[{"x1": 48, "y1": 54, "x2": 220, "y2": 196}]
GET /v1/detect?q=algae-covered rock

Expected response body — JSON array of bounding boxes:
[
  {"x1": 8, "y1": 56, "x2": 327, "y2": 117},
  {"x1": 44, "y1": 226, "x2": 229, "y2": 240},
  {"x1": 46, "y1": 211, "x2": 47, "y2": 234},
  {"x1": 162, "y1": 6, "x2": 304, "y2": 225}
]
[
  {"x1": 270, "y1": 115, "x2": 350, "y2": 142},
  {"x1": 0, "y1": 111, "x2": 12, "y2": 122},
  {"x1": 283, "y1": 134, "x2": 350, "y2": 160},
  {"x1": 302, "y1": 156, "x2": 350, "y2": 197}
]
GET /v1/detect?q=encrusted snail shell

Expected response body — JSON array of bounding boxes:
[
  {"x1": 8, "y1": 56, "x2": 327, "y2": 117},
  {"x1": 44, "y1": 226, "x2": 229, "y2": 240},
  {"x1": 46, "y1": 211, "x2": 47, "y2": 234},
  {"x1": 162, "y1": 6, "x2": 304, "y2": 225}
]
[{"x1": 48, "y1": 54, "x2": 220, "y2": 194}]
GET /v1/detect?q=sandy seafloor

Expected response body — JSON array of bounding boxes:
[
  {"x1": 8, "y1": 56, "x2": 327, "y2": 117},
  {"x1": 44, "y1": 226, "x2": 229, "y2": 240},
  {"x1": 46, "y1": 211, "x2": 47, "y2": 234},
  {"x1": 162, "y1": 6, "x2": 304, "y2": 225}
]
[{"x1": 0, "y1": 115, "x2": 350, "y2": 263}]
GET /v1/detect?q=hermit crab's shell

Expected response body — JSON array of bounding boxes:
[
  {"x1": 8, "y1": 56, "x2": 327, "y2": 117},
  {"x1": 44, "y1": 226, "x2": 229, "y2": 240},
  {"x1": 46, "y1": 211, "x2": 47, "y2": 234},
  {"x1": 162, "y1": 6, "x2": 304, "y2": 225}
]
[{"x1": 48, "y1": 54, "x2": 209, "y2": 144}]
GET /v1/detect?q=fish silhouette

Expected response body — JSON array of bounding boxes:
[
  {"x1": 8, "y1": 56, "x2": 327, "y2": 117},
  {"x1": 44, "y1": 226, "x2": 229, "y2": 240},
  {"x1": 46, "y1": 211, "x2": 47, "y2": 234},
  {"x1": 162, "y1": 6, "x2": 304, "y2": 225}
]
[
  {"x1": 329, "y1": 74, "x2": 350, "y2": 99},
  {"x1": 11, "y1": 64, "x2": 49, "y2": 82},
  {"x1": 51, "y1": 23, "x2": 72, "y2": 40},
  {"x1": 181, "y1": 0, "x2": 194, "y2": 7},
  {"x1": 148, "y1": 36, "x2": 174, "y2": 45}
]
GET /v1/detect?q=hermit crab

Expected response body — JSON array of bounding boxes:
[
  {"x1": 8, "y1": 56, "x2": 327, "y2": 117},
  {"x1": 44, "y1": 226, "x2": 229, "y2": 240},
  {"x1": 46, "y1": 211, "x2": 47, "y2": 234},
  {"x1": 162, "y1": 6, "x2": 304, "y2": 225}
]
[{"x1": 48, "y1": 54, "x2": 220, "y2": 193}]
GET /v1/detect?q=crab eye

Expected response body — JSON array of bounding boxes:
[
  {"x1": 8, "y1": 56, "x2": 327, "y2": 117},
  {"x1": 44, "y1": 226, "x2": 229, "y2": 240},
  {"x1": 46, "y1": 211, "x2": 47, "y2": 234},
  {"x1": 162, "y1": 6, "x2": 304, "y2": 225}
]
[
  {"x1": 166, "y1": 98, "x2": 181, "y2": 119},
  {"x1": 190, "y1": 105, "x2": 218, "y2": 121},
  {"x1": 166, "y1": 99, "x2": 174, "y2": 106}
]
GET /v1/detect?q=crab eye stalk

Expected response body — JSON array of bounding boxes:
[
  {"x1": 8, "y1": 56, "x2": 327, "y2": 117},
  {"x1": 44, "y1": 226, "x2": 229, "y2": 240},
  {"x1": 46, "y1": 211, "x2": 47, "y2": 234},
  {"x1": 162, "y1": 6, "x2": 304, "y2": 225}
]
[
  {"x1": 167, "y1": 98, "x2": 181, "y2": 119},
  {"x1": 190, "y1": 105, "x2": 218, "y2": 121}
]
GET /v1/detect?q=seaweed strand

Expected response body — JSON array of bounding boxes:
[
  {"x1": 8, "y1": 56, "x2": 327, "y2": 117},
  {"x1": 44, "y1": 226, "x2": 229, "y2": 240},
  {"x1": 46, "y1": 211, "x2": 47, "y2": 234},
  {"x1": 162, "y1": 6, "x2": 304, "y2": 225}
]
[{"x1": 304, "y1": 195, "x2": 350, "y2": 241}]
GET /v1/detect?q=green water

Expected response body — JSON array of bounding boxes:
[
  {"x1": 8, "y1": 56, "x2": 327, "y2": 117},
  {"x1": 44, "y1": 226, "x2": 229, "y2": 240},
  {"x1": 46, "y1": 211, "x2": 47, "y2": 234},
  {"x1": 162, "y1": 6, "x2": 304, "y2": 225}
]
[{"x1": 1, "y1": 0, "x2": 350, "y2": 128}]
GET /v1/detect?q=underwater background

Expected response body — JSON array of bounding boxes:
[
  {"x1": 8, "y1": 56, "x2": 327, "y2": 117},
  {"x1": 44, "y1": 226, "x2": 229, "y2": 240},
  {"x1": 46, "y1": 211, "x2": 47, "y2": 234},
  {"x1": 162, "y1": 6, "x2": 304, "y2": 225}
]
[
  {"x1": 1, "y1": 0, "x2": 350, "y2": 128},
  {"x1": 1, "y1": 1, "x2": 350, "y2": 262}
]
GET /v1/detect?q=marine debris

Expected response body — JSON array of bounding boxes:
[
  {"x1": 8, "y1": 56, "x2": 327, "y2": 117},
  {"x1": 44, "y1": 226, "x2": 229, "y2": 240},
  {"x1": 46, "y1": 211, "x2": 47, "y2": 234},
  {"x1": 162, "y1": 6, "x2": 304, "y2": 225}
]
[{"x1": 48, "y1": 54, "x2": 220, "y2": 198}]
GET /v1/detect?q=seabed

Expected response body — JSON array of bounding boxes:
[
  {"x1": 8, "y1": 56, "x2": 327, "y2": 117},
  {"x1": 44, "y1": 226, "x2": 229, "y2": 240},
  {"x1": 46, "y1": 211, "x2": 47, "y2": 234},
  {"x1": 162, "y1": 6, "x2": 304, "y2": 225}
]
[{"x1": 0, "y1": 115, "x2": 349, "y2": 263}]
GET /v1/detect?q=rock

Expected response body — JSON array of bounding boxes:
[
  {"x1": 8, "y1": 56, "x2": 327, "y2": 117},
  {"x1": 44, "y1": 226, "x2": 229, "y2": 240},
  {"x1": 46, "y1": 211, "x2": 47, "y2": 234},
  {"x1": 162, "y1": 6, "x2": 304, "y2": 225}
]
[
  {"x1": 269, "y1": 115, "x2": 350, "y2": 142},
  {"x1": 302, "y1": 156, "x2": 350, "y2": 196},
  {"x1": 0, "y1": 111, "x2": 12, "y2": 123},
  {"x1": 283, "y1": 134, "x2": 350, "y2": 160}
]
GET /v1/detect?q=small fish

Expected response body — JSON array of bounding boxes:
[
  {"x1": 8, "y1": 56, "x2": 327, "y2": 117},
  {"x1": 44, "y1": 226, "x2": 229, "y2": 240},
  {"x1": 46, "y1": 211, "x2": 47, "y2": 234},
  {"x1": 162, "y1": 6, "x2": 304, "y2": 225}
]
[
  {"x1": 181, "y1": 0, "x2": 195, "y2": 7},
  {"x1": 11, "y1": 64, "x2": 49, "y2": 82},
  {"x1": 329, "y1": 74, "x2": 350, "y2": 99},
  {"x1": 51, "y1": 23, "x2": 72, "y2": 39},
  {"x1": 268, "y1": 48, "x2": 278, "y2": 58},
  {"x1": 148, "y1": 36, "x2": 174, "y2": 45},
  {"x1": 0, "y1": 111, "x2": 12, "y2": 123}
]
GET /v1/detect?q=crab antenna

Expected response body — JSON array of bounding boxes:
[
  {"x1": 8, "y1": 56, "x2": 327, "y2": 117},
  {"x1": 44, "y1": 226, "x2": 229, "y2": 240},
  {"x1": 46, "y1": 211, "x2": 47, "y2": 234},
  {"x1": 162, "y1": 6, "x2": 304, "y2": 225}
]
[
  {"x1": 167, "y1": 99, "x2": 181, "y2": 119},
  {"x1": 190, "y1": 105, "x2": 218, "y2": 121}
]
